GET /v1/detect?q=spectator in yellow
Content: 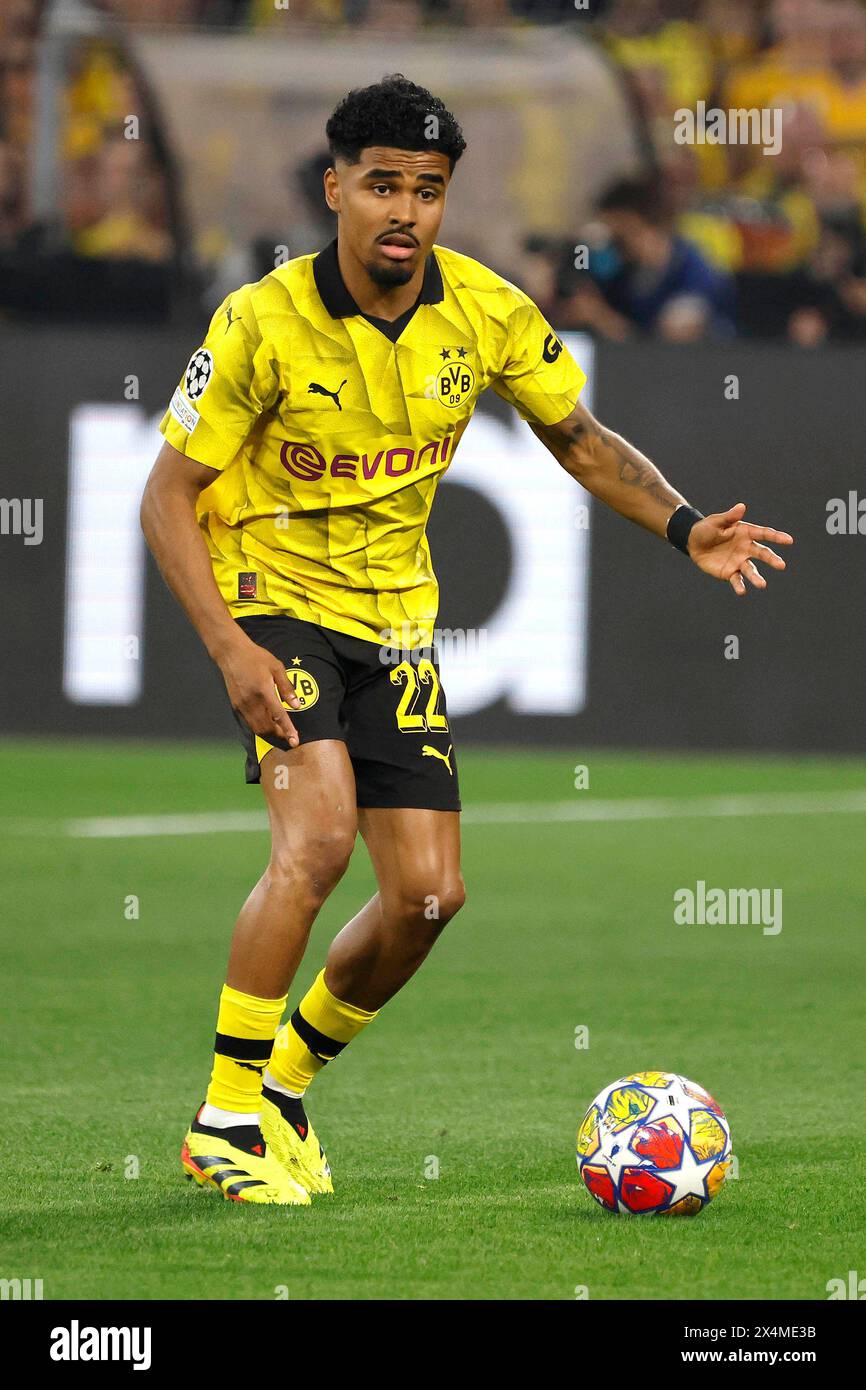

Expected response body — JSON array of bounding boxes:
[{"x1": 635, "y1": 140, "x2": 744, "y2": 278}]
[{"x1": 75, "y1": 134, "x2": 172, "y2": 263}]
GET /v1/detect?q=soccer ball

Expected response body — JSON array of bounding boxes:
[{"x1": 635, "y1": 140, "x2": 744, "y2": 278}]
[{"x1": 576, "y1": 1071, "x2": 732, "y2": 1216}]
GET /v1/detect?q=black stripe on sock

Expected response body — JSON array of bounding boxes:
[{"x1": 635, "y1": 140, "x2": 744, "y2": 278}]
[
  {"x1": 214, "y1": 1032, "x2": 275, "y2": 1062},
  {"x1": 290, "y1": 1007, "x2": 347, "y2": 1063}
]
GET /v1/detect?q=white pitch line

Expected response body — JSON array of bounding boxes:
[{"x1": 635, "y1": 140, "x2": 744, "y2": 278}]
[
  {"x1": 67, "y1": 811, "x2": 270, "y2": 838},
  {"x1": 462, "y1": 789, "x2": 866, "y2": 824},
  {"x1": 7, "y1": 789, "x2": 866, "y2": 839}
]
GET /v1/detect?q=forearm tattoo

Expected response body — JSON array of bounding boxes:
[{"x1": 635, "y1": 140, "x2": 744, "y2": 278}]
[{"x1": 532, "y1": 411, "x2": 682, "y2": 510}]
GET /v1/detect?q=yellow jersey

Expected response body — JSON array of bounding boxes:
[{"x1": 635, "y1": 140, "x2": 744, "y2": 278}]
[{"x1": 159, "y1": 237, "x2": 586, "y2": 648}]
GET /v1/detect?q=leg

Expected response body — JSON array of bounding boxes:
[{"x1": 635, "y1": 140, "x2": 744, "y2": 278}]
[
  {"x1": 186, "y1": 616, "x2": 358, "y2": 1201},
  {"x1": 325, "y1": 807, "x2": 465, "y2": 1011},
  {"x1": 190, "y1": 739, "x2": 356, "y2": 1195},
  {"x1": 261, "y1": 805, "x2": 464, "y2": 1190},
  {"x1": 226, "y1": 739, "x2": 358, "y2": 998},
  {"x1": 258, "y1": 633, "x2": 463, "y2": 1189}
]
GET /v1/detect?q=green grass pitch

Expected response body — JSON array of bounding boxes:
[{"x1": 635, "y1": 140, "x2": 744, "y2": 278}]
[{"x1": 0, "y1": 737, "x2": 863, "y2": 1300}]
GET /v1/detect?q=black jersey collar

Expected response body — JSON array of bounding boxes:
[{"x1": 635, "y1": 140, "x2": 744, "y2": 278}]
[{"x1": 313, "y1": 236, "x2": 444, "y2": 321}]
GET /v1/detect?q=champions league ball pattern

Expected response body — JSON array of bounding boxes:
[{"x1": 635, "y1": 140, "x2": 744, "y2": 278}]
[
  {"x1": 184, "y1": 348, "x2": 214, "y2": 401},
  {"x1": 576, "y1": 1072, "x2": 732, "y2": 1215}
]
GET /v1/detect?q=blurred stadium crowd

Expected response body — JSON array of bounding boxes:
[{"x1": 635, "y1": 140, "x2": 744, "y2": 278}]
[{"x1": 5, "y1": 0, "x2": 866, "y2": 343}]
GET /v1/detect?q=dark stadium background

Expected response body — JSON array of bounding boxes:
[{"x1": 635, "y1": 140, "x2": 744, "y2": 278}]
[{"x1": 3, "y1": 0, "x2": 865, "y2": 751}]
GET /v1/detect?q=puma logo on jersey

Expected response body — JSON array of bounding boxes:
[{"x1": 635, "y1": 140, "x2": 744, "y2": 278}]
[
  {"x1": 308, "y1": 379, "x2": 347, "y2": 410},
  {"x1": 235, "y1": 1061, "x2": 265, "y2": 1075},
  {"x1": 421, "y1": 743, "x2": 453, "y2": 774}
]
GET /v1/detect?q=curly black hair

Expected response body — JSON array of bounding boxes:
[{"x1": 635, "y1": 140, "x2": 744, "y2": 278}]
[{"x1": 326, "y1": 74, "x2": 466, "y2": 173}]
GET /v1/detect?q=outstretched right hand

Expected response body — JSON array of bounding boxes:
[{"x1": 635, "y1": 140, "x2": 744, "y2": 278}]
[{"x1": 218, "y1": 634, "x2": 302, "y2": 748}]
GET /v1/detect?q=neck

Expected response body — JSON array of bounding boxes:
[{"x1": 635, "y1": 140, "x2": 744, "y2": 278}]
[{"x1": 336, "y1": 233, "x2": 425, "y2": 321}]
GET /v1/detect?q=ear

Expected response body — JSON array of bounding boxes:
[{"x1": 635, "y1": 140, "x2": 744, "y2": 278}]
[{"x1": 322, "y1": 167, "x2": 340, "y2": 214}]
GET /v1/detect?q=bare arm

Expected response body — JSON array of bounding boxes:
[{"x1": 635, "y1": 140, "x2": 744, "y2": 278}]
[
  {"x1": 530, "y1": 397, "x2": 687, "y2": 535},
  {"x1": 140, "y1": 440, "x2": 301, "y2": 744},
  {"x1": 530, "y1": 399, "x2": 793, "y2": 595}
]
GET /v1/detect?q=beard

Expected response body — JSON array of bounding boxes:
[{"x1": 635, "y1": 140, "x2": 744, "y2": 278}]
[{"x1": 364, "y1": 256, "x2": 416, "y2": 289}]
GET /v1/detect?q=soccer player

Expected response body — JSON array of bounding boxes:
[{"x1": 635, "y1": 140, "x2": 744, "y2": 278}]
[{"x1": 140, "y1": 75, "x2": 793, "y2": 1206}]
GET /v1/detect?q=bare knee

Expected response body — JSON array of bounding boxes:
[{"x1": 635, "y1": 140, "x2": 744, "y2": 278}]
[
  {"x1": 432, "y1": 876, "x2": 466, "y2": 924},
  {"x1": 269, "y1": 824, "x2": 357, "y2": 904},
  {"x1": 376, "y1": 876, "x2": 465, "y2": 979},
  {"x1": 385, "y1": 873, "x2": 466, "y2": 934}
]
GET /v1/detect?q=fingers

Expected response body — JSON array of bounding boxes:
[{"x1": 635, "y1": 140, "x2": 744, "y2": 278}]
[
  {"x1": 722, "y1": 538, "x2": 790, "y2": 597},
  {"x1": 742, "y1": 559, "x2": 766, "y2": 589},
  {"x1": 268, "y1": 703, "x2": 299, "y2": 749},
  {"x1": 750, "y1": 540, "x2": 787, "y2": 570},
  {"x1": 742, "y1": 523, "x2": 794, "y2": 546},
  {"x1": 244, "y1": 694, "x2": 299, "y2": 746},
  {"x1": 717, "y1": 502, "x2": 747, "y2": 533},
  {"x1": 264, "y1": 666, "x2": 298, "y2": 747},
  {"x1": 715, "y1": 506, "x2": 794, "y2": 548},
  {"x1": 272, "y1": 662, "x2": 302, "y2": 712},
  {"x1": 707, "y1": 509, "x2": 793, "y2": 596},
  {"x1": 241, "y1": 677, "x2": 301, "y2": 750},
  {"x1": 727, "y1": 558, "x2": 766, "y2": 594},
  {"x1": 265, "y1": 662, "x2": 301, "y2": 748},
  {"x1": 236, "y1": 692, "x2": 299, "y2": 747},
  {"x1": 224, "y1": 646, "x2": 304, "y2": 749}
]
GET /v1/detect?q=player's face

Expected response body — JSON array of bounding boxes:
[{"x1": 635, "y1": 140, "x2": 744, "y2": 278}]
[{"x1": 328, "y1": 146, "x2": 451, "y2": 288}]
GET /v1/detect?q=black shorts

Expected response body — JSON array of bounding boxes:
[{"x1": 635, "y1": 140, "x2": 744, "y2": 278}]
[{"x1": 230, "y1": 615, "x2": 461, "y2": 812}]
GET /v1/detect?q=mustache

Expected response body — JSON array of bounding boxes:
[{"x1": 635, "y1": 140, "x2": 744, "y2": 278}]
[{"x1": 377, "y1": 231, "x2": 419, "y2": 244}]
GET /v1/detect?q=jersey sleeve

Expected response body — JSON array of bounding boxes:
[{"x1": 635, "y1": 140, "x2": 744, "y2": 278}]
[
  {"x1": 158, "y1": 284, "x2": 278, "y2": 470},
  {"x1": 490, "y1": 288, "x2": 586, "y2": 426}
]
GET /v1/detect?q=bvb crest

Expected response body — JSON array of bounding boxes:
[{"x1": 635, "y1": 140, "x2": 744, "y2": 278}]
[
  {"x1": 285, "y1": 668, "x2": 320, "y2": 709},
  {"x1": 434, "y1": 351, "x2": 476, "y2": 408}
]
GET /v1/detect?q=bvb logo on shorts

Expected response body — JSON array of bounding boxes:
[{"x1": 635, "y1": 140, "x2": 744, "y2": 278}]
[
  {"x1": 435, "y1": 357, "x2": 476, "y2": 409},
  {"x1": 285, "y1": 667, "x2": 319, "y2": 709}
]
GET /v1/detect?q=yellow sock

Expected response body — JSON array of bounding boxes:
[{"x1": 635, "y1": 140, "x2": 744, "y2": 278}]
[
  {"x1": 206, "y1": 983, "x2": 288, "y2": 1113},
  {"x1": 267, "y1": 970, "x2": 378, "y2": 1096}
]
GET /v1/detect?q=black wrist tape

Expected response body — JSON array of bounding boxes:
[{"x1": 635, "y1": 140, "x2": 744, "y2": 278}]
[{"x1": 666, "y1": 504, "x2": 705, "y2": 556}]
